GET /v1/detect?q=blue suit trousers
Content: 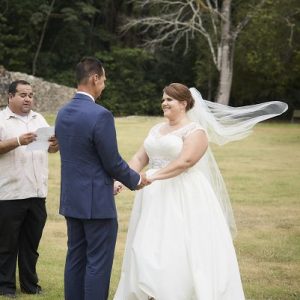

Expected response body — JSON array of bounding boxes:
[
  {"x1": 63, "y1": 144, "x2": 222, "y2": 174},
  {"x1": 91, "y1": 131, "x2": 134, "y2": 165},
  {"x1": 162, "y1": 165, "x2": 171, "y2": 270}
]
[{"x1": 64, "y1": 217, "x2": 118, "y2": 300}]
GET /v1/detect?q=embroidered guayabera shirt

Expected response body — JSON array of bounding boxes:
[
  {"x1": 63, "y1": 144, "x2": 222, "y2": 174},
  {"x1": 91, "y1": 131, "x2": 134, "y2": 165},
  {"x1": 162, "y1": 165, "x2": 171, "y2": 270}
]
[{"x1": 0, "y1": 107, "x2": 49, "y2": 200}]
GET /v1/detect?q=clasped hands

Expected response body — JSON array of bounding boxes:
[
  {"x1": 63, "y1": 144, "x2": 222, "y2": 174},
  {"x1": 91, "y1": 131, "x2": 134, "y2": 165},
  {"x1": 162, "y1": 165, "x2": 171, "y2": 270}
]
[{"x1": 114, "y1": 173, "x2": 152, "y2": 195}]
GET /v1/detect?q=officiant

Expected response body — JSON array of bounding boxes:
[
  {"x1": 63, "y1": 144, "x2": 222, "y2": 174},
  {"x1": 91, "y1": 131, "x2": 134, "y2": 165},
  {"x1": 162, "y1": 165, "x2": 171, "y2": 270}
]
[{"x1": 0, "y1": 80, "x2": 58, "y2": 298}]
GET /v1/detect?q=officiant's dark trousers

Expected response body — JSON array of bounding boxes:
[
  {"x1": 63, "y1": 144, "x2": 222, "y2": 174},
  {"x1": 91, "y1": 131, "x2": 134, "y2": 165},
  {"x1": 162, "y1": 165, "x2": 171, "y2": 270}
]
[{"x1": 0, "y1": 198, "x2": 47, "y2": 295}]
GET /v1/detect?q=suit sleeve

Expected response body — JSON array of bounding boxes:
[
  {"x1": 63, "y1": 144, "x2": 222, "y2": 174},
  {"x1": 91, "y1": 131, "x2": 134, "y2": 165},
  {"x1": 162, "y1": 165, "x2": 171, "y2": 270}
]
[{"x1": 93, "y1": 110, "x2": 140, "y2": 190}]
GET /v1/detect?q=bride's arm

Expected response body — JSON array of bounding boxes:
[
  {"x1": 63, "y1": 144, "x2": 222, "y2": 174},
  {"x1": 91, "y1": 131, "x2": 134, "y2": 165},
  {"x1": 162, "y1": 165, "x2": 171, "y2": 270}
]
[
  {"x1": 149, "y1": 129, "x2": 208, "y2": 181},
  {"x1": 114, "y1": 145, "x2": 149, "y2": 193},
  {"x1": 128, "y1": 145, "x2": 149, "y2": 172}
]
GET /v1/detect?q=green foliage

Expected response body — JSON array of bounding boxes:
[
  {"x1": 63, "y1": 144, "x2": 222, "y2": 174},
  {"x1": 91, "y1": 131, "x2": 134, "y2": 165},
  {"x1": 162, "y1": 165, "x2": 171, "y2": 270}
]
[
  {"x1": 232, "y1": 0, "x2": 300, "y2": 109},
  {"x1": 96, "y1": 47, "x2": 160, "y2": 115},
  {"x1": 193, "y1": 37, "x2": 219, "y2": 101},
  {"x1": 0, "y1": 0, "x2": 298, "y2": 115}
]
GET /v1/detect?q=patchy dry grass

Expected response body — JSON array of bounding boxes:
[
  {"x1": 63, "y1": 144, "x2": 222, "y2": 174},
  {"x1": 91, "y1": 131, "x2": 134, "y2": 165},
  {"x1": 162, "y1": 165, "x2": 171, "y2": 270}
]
[{"x1": 14, "y1": 117, "x2": 300, "y2": 299}]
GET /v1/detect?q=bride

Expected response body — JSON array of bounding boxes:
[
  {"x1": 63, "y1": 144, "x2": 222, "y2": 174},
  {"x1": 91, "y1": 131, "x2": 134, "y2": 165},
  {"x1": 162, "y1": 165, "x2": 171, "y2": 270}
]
[{"x1": 113, "y1": 83, "x2": 287, "y2": 300}]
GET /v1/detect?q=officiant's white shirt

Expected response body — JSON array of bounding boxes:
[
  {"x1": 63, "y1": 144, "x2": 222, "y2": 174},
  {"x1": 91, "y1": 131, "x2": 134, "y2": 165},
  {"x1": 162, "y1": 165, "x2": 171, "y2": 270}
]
[{"x1": 0, "y1": 107, "x2": 49, "y2": 200}]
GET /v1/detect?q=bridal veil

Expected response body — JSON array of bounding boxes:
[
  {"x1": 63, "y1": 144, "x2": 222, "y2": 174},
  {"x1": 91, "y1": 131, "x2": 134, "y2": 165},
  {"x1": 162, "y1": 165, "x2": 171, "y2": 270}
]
[{"x1": 187, "y1": 88, "x2": 288, "y2": 236}]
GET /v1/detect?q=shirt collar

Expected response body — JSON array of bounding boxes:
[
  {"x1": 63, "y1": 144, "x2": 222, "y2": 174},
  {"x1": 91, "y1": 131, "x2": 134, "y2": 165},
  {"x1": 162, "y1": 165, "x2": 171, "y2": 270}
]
[
  {"x1": 4, "y1": 106, "x2": 37, "y2": 120},
  {"x1": 76, "y1": 91, "x2": 95, "y2": 102}
]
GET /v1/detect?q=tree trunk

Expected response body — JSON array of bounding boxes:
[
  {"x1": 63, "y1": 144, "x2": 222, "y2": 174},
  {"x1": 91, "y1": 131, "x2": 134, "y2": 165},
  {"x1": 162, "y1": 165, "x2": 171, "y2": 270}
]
[
  {"x1": 216, "y1": 0, "x2": 233, "y2": 105},
  {"x1": 216, "y1": 50, "x2": 233, "y2": 105},
  {"x1": 32, "y1": 0, "x2": 55, "y2": 76},
  {"x1": 207, "y1": 61, "x2": 212, "y2": 101}
]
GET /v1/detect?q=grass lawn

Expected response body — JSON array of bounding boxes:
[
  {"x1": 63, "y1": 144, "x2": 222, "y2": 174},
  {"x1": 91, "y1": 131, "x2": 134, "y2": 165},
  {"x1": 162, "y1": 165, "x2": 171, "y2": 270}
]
[{"x1": 13, "y1": 116, "x2": 300, "y2": 300}]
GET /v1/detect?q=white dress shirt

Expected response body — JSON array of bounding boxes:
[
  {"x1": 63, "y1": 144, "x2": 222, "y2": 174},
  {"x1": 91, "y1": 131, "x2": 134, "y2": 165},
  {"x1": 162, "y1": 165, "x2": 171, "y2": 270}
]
[{"x1": 76, "y1": 91, "x2": 95, "y2": 102}]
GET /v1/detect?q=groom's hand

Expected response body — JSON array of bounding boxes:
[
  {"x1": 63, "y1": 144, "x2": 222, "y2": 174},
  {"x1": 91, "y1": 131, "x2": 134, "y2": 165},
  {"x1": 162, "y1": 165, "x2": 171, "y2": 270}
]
[
  {"x1": 136, "y1": 173, "x2": 151, "y2": 190},
  {"x1": 113, "y1": 181, "x2": 123, "y2": 195}
]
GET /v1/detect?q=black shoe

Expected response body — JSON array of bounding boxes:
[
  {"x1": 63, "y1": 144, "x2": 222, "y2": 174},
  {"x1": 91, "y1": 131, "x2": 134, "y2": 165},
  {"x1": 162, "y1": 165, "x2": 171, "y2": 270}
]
[
  {"x1": 0, "y1": 291, "x2": 16, "y2": 298},
  {"x1": 21, "y1": 286, "x2": 42, "y2": 295}
]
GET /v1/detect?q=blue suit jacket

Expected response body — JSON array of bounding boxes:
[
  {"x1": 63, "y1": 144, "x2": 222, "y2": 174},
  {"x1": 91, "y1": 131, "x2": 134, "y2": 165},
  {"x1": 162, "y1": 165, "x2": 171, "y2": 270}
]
[{"x1": 55, "y1": 93, "x2": 140, "y2": 219}]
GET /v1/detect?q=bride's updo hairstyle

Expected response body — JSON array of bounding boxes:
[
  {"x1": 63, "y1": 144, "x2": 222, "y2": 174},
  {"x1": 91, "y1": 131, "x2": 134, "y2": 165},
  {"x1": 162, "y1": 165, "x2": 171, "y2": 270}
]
[{"x1": 163, "y1": 83, "x2": 195, "y2": 111}]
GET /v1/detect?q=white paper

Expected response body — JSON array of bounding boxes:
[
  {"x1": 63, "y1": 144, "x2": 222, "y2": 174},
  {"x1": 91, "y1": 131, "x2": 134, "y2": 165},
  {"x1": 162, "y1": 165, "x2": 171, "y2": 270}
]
[{"x1": 26, "y1": 126, "x2": 55, "y2": 151}]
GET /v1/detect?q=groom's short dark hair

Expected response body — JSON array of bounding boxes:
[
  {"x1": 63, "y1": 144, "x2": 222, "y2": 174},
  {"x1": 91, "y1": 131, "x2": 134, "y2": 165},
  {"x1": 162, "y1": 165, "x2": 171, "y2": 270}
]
[{"x1": 76, "y1": 57, "x2": 104, "y2": 84}]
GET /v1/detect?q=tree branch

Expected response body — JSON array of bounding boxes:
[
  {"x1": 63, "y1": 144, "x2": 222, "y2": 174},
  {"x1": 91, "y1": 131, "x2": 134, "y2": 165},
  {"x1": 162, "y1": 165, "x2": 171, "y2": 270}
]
[
  {"x1": 285, "y1": 17, "x2": 295, "y2": 48},
  {"x1": 232, "y1": 0, "x2": 267, "y2": 41},
  {"x1": 32, "y1": 0, "x2": 56, "y2": 75},
  {"x1": 122, "y1": 0, "x2": 220, "y2": 67}
]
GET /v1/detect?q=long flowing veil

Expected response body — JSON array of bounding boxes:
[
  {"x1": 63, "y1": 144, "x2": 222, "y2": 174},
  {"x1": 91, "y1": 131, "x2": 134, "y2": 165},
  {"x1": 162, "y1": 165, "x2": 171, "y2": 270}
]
[{"x1": 187, "y1": 88, "x2": 288, "y2": 237}]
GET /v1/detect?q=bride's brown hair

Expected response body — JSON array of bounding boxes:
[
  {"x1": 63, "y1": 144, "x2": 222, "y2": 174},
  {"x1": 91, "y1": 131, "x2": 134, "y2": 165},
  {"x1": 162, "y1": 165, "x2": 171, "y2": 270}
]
[{"x1": 163, "y1": 83, "x2": 195, "y2": 111}]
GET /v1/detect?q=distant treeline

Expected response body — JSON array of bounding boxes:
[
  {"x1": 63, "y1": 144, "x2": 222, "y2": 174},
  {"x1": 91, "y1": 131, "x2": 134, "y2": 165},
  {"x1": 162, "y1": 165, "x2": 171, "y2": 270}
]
[{"x1": 0, "y1": 0, "x2": 299, "y2": 116}]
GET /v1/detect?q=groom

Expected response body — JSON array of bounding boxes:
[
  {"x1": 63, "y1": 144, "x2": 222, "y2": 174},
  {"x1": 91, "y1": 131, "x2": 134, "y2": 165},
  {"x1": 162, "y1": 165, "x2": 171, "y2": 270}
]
[{"x1": 55, "y1": 57, "x2": 147, "y2": 300}]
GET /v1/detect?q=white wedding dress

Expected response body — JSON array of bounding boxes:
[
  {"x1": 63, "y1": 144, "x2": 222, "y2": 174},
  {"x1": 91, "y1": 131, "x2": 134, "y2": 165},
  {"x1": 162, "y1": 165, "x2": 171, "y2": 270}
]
[{"x1": 114, "y1": 122, "x2": 245, "y2": 300}]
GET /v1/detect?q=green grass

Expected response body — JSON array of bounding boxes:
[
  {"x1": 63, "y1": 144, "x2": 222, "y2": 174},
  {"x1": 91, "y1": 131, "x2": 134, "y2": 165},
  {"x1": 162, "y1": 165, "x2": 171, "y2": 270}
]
[{"x1": 13, "y1": 117, "x2": 300, "y2": 300}]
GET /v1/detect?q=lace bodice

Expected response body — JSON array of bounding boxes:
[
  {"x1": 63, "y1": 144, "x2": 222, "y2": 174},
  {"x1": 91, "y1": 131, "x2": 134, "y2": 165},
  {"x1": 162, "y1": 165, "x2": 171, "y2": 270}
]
[{"x1": 144, "y1": 122, "x2": 206, "y2": 169}]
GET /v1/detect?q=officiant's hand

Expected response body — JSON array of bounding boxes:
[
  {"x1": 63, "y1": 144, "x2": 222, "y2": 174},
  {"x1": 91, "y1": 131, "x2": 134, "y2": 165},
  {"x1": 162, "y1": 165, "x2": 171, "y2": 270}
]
[
  {"x1": 18, "y1": 132, "x2": 37, "y2": 145},
  {"x1": 48, "y1": 135, "x2": 59, "y2": 153}
]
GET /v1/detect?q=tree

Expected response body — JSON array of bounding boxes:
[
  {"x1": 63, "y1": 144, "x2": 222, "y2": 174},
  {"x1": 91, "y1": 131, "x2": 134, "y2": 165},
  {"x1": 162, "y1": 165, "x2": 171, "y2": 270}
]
[
  {"x1": 96, "y1": 47, "x2": 159, "y2": 115},
  {"x1": 232, "y1": 0, "x2": 300, "y2": 110},
  {"x1": 122, "y1": 0, "x2": 266, "y2": 105},
  {"x1": 31, "y1": 0, "x2": 56, "y2": 75},
  {"x1": 1, "y1": 0, "x2": 295, "y2": 115}
]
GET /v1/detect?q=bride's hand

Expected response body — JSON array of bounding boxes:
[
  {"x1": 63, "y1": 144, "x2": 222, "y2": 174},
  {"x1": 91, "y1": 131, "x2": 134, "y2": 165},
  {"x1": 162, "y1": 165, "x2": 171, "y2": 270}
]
[
  {"x1": 146, "y1": 174, "x2": 155, "y2": 183},
  {"x1": 114, "y1": 181, "x2": 123, "y2": 195}
]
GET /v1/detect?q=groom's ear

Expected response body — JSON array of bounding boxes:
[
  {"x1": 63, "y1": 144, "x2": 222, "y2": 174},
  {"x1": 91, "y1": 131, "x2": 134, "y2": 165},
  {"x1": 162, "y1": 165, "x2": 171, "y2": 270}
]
[
  {"x1": 93, "y1": 73, "x2": 102, "y2": 84},
  {"x1": 89, "y1": 73, "x2": 97, "y2": 85}
]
